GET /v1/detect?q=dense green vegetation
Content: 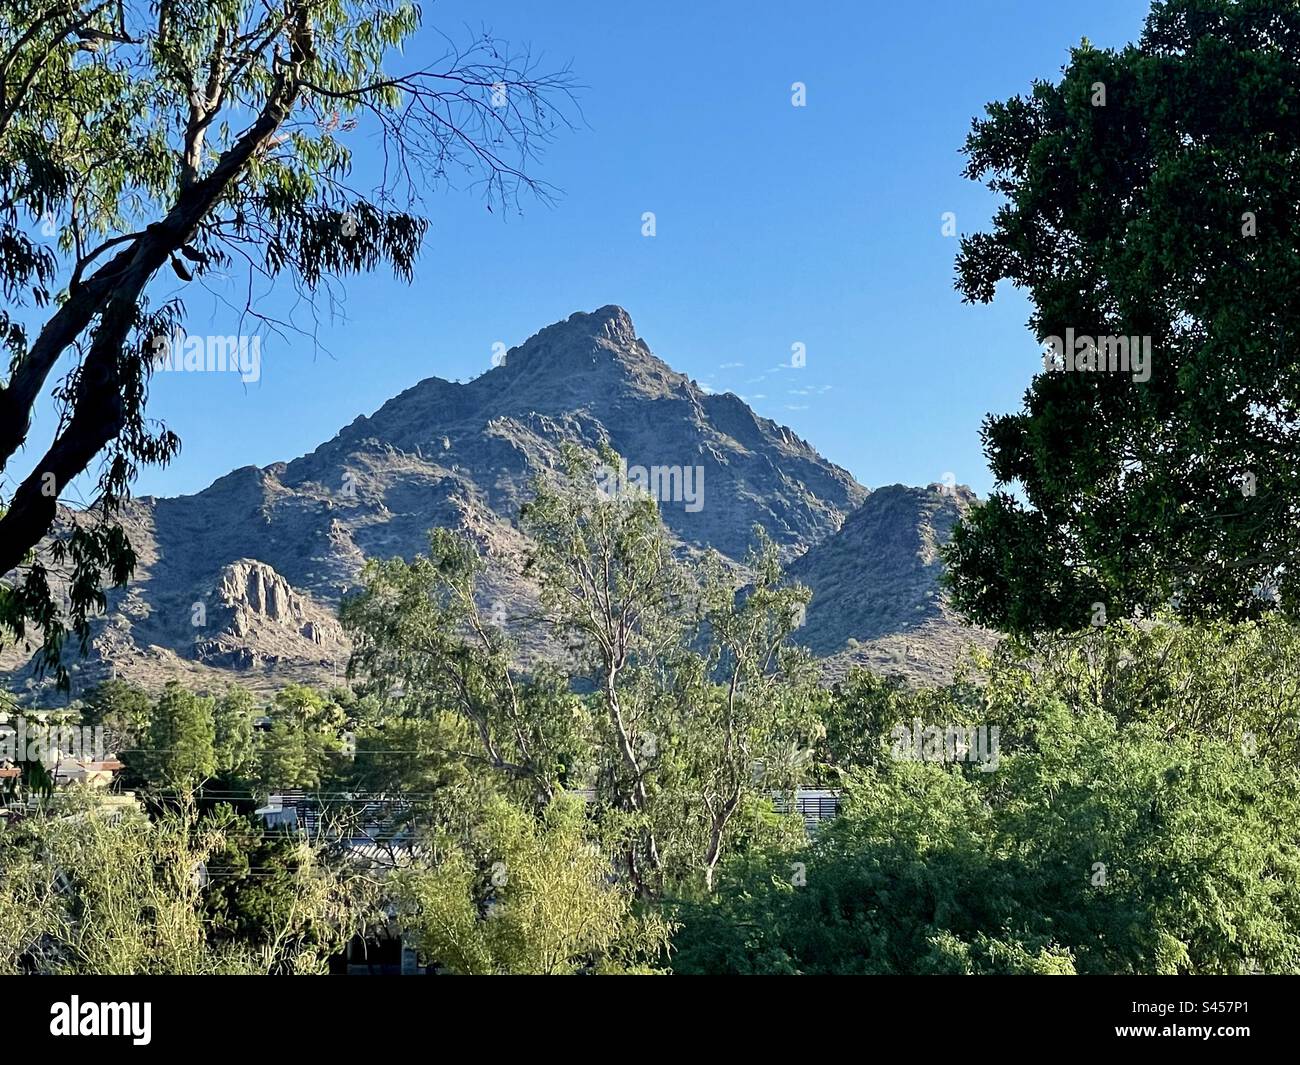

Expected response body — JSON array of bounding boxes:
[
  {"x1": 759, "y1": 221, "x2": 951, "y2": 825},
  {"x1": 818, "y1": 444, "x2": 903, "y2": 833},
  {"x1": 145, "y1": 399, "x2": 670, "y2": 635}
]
[
  {"x1": 5, "y1": 0, "x2": 1300, "y2": 976},
  {"x1": 674, "y1": 621, "x2": 1300, "y2": 974},
  {"x1": 6, "y1": 451, "x2": 1300, "y2": 973},
  {"x1": 946, "y1": 0, "x2": 1300, "y2": 635}
]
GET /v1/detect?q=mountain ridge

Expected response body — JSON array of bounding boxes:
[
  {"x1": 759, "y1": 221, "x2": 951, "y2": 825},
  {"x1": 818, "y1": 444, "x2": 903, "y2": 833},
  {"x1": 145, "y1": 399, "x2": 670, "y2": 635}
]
[{"x1": 1, "y1": 306, "x2": 988, "y2": 698}]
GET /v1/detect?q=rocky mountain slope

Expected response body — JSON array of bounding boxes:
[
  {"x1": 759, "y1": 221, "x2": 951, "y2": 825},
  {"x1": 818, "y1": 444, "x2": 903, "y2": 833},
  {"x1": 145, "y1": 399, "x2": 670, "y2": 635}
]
[
  {"x1": 10, "y1": 305, "x2": 977, "y2": 698},
  {"x1": 785, "y1": 484, "x2": 996, "y2": 684}
]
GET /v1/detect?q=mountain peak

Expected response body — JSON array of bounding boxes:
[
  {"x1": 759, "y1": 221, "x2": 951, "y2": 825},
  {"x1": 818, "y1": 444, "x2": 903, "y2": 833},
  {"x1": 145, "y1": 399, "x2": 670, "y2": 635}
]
[
  {"x1": 573, "y1": 304, "x2": 637, "y2": 343},
  {"x1": 503, "y1": 305, "x2": 643, "y2": 366},
  {"x1": 493, "y1": 305, "x2": 683, "y2": 398},
  {"x1": 6, "y1": 304, "x2": 878, "y2": 698}
]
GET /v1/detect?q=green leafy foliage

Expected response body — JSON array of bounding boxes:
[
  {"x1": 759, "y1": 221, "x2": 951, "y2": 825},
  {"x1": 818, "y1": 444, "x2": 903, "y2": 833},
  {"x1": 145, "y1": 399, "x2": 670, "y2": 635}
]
[
  {"x1": 674, "y1": 621, "x2": 1300, "y2": 974},
  {"x1": 946, "y1": 0, "x2": 1300, "y2": 634},
  {"x1": 0, "y1": 800, "x2": 368, "y2": 974},
  {"x1": 396, "y1": 794, "x2": 672, "y2": 975}
]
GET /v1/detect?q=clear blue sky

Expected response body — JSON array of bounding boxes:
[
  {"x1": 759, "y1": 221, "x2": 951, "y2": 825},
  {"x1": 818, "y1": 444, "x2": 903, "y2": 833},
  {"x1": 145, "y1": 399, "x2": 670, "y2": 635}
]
[{"x1": 77, "y1": 0, "x2": 1151, "y2": 500}]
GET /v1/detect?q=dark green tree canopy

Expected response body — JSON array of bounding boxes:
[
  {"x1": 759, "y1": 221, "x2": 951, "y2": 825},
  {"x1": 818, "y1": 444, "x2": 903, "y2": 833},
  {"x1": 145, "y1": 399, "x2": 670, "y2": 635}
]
[{"x1": 947, "y1": 0, "x2": 1300, "y2": 635}]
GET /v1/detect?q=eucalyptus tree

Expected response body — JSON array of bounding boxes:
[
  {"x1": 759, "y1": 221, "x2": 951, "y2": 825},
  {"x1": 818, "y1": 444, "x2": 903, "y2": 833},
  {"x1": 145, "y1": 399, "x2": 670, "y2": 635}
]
[
  {"x1": 341, "y1": 526, "x2": 585, "y2": 803},
  {"x1": 520, "y1": 446, "x2": 819, "y2": 895},
  {"x1": 519, "y1": 444, "x2": 692, "y2": 893},
  {"x1": 686, "y1": 536, "x2": 820, "y2": 891},
  {"x1": 0, "y1": 0, "x2": 576, "y2": 682},
  {"x1": 345, "y1": 445, "x2": 822, "y2": 897}
]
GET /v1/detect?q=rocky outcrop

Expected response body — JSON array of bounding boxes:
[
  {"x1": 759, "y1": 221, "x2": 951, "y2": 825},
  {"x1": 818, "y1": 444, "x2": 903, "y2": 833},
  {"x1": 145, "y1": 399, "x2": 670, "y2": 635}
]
[
  {"x1": 184, "y1": 559, "x2": 348, "y2": 672},
  {"x1": 212, "y1": 560, "x2": 344, "y2": 644}
]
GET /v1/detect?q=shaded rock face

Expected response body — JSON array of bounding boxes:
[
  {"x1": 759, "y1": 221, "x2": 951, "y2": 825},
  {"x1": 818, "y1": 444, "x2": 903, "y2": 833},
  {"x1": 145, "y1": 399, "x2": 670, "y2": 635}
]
[
  {"x1": 787, "y1": 483, "x2": 972, "y2": 651},
  {"x1": 4, "y1": 306, "x2": 886, "y2": 696}
]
